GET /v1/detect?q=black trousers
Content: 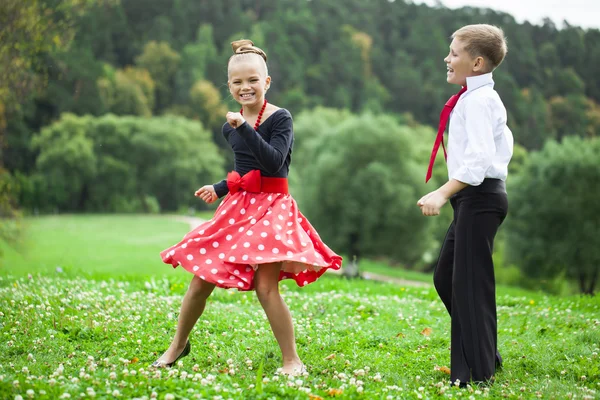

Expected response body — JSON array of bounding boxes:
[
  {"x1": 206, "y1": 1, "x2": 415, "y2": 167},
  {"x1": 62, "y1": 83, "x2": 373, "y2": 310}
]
[{"x1": 433, "y1": 179, "x2": 508, "y2": 384}]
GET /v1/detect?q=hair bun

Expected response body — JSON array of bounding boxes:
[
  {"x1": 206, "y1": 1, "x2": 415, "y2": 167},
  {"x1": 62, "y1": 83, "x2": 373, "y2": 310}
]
[{"x1": 231, "y1": 39, "x2": 267, "y2": 62}]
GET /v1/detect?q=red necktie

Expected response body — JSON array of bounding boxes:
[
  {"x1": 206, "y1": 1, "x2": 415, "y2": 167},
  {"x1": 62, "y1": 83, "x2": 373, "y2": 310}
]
[{"x1": 425, "y1": 86, "x2": 467, "y2": 183}]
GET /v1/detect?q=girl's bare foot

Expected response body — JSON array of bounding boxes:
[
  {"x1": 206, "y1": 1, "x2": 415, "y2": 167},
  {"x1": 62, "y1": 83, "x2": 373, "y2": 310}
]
[{"x1": 279, "y1": 359, "x2": 306, "y2": 376}]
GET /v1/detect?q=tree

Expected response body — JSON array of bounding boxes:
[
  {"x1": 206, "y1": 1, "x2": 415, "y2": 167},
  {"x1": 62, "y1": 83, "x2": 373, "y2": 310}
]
[
  {"x1": 506, "y1": 137, "x2": 600, "y2": 294},
  {"x1": 0, "y1": 0, "x2": 111, "y2": 158},
  {"x1": 30, "y1": 113, "x2": 225, "y2": 213},
  {"x1": 189, "y1": 80, "x2": 228, "y2": 132},
  {"x1": 174, "y1": 25, "x2": 218, "y2": 104},
  {"x1": 31, "y1": 114, "x2": 97, "y2": 211},
  {"x1": 135, "y1": 41, "x2": 181, "y2": 112},
  {"x1": 515, "y1": 87, "x2": 555, "y2": 150},
  {"x1": 0, "y1": 168, "x2": 23, "y2": 255},
  {"x1": 549, "y1": 94, "x2": 589, "y2": 139},
  {"x1": 98, "y1": 66, "x2": 155, "y2": 116},
  {"x1": 297, "y1": 111, "x2": 431, "y2": 265}
]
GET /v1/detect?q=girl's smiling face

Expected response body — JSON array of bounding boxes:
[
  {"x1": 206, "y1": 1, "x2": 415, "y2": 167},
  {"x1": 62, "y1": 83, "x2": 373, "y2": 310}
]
[{"x1": 228, "y1": 57, "x2": 270, "y2": 106}]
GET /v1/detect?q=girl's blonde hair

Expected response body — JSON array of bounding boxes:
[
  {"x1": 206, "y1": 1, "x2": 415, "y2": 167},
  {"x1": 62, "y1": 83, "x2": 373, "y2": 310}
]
[{"x1": 228, "y1": 39, "x2": 269, "y2": 77}]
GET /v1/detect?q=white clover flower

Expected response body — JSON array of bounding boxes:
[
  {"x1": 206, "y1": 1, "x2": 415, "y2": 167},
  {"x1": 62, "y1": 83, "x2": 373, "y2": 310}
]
[
  {"x1": 164, "y1": 395, "x2": 174, "y2": 400},
  {"x1": 26, "y1": 389, "x2": 34, "y2": 398},
  {"x1": 112, "y1": 390, "x2": 120, "y2": 397}
]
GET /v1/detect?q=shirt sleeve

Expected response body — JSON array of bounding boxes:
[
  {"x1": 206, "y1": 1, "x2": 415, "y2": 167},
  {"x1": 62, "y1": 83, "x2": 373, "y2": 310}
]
[
  {"x1": 213, "y1": 179, "x2": 229, "y2": 198},
  {"x1": 235, "y1": 111, "x2": 293, "y2": 174},
  {"x1": 450, "y1": 98, "x2": 496, "y2": 186},
  {"x1": 212, "y1": 125, "x2": 232, "y2": 198}
]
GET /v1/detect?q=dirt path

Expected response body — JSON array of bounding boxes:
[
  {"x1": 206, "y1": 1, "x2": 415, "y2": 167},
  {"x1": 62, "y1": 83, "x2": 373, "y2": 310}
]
[
  {"x1": 173, "y1": 215, "x2": 430, "y2": 288},
  {"x1": 173, "y1": 215, "x2": 206, "y2": 230}
]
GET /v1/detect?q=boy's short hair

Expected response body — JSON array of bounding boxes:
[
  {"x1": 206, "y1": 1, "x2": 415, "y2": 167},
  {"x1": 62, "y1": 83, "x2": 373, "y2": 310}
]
[{"x1": 452, "y1": 24, "x2": 508, "y2": 72}]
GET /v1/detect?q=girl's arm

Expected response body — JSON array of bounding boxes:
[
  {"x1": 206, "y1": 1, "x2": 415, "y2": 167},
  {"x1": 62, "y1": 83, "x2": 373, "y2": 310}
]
[{"x1": 235, "y1": 111, "x2": 293, "y2": 174}]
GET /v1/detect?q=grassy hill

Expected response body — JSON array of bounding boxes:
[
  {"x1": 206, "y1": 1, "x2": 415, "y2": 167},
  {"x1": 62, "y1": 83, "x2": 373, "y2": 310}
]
[{"x1": 0, "y1": 215, "x2": 598, "y2": 399}]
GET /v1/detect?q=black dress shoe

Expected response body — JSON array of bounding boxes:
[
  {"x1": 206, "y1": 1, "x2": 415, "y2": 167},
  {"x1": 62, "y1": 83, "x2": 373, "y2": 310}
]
[
  {"x1": 495, "y1": 350, "x2": 503, "y2": 369},
  {"x1": 151, "y1": 340, "x2": 191, "y2": 368}
]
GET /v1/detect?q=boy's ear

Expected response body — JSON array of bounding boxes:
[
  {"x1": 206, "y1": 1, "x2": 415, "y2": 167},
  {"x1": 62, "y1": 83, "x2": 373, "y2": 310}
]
[{"x1": 473, "y1": 56, "x2": 486, "y2": 72}]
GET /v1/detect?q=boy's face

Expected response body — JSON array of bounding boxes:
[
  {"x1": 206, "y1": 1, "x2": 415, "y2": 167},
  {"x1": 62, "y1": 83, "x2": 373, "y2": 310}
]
[{"x1": 444, "y1": 38, "x2": 482, "y2": 87}]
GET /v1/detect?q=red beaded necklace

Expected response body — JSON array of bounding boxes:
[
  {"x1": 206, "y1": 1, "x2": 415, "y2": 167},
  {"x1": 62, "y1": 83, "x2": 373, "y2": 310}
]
[{"x1": 240, "y1": 99, "x2": 268, "y2": 130}]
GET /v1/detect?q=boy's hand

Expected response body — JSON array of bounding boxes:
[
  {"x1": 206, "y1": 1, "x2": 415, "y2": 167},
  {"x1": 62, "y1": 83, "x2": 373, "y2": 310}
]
[
  {"x1": 417, "y1": 190, "x2": 448, "y2": 216},
  {"x1": 195, "y1": 185, "x2": 218, "y2": 204},
  {"x1": 226, "y1": 112, "x2": 245, "y2": 129}
]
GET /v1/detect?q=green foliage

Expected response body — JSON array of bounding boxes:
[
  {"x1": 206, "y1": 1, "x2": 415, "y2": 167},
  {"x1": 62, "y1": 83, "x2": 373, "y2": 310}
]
[
  {"x1": 174, "y1": 25, "x2": 219, "y2": 104},
  {"x1": 296, "y1": 111, "x2": 431, "y2": 264},
  {"x1": 550, "y1": 94, "x2": 591, "y2": 139},
  {"x1": 98, "y1": 66, "x2": 156, "y2": 117},
  {"x1": 188, "y1": 80, "x2": 228, "y2": 131},
  {"x1": 0, "y1": 0, "x2": 114, "y2": 111},
  {"x1": 32, "y1": 115, "x2": 97, "y2": 211},
  {"x1": 3, "y1": 0, "x2": 600, "y2": 292},
  {"x1": 135, "y1": 41, "x2": 181, "y2": 112},
  {"x1": 0, "y1": 169, "x2": 22, "y2": 256},
  {"x1": 506, "y1": 137, "x2": 600, "y2": 294},
  {"x1": 30, "y1": 113, "x2": 225, "y2": 213}
]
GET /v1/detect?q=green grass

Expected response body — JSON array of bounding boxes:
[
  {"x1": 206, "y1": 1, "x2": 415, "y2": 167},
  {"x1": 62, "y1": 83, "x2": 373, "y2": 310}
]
[
  {"x1": 0, "y1": 214, "x2": 191, "y2": 280},
  {"x1": 359, "y1": 259, "x2": 432, "y2": 283},
  {"x1": 1, "y1": 215, "x2": 599, "y2": 399}
]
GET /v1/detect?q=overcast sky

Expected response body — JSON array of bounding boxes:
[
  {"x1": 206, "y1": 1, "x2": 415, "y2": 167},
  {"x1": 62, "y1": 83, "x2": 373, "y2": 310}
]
[{"x1": 414, "y1": 0, "x2": 599, "y2": 30}]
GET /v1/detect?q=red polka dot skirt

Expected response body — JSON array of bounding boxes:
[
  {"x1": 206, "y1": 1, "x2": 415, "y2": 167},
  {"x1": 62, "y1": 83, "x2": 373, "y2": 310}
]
[{"x1": 161, "y1": 191, "x2": 342, "y2": 291}]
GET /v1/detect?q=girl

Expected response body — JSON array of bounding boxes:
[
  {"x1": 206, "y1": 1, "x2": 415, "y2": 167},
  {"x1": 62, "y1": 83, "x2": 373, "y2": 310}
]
[{"x1": 151, "y1": 39, "x2": 342, "y2": 375}]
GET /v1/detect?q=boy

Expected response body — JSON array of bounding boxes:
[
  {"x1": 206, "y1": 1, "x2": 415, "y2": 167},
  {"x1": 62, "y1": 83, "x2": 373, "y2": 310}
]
[{"x1": 417, "y1": 24, "x2": 513, "y2": 386}]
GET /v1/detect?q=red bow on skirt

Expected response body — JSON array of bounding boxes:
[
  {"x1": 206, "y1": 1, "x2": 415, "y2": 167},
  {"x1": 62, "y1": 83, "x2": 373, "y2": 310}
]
[{"x1": 226, "y1": 170, "x2": 262, "y2": 194}]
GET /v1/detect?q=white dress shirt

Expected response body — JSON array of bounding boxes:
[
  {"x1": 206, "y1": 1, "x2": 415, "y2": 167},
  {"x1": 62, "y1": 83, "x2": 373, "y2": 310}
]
[{"x1": 447, "y1": 73, "x2": 514, "y2": 186}]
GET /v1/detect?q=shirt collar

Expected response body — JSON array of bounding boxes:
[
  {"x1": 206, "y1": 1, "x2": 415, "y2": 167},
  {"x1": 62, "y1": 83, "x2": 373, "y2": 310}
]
[{"x1": 465, "y1": 72, "x2": 494, "y2": 93}]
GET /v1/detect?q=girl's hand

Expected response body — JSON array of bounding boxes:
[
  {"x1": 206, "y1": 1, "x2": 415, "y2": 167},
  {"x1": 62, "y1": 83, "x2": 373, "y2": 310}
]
[
  {"x1": 417, "y1": 190, "x2": 448, "y2": 216},
  {"x1": 226, "y1": 112, "x2": 245, "y2": 129},
  {"x1": 195, "y1": 185, "x2": 218, "y2": 204}
]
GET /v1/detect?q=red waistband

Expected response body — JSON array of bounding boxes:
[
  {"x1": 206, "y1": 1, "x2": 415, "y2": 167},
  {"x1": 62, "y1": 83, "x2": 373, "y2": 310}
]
[
  {"x1": 226, "y1": 170, "x2": 289, "y2": 194},
  {"x1": 260, "y1": 176, "x2": 289, "y2": 194}
]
